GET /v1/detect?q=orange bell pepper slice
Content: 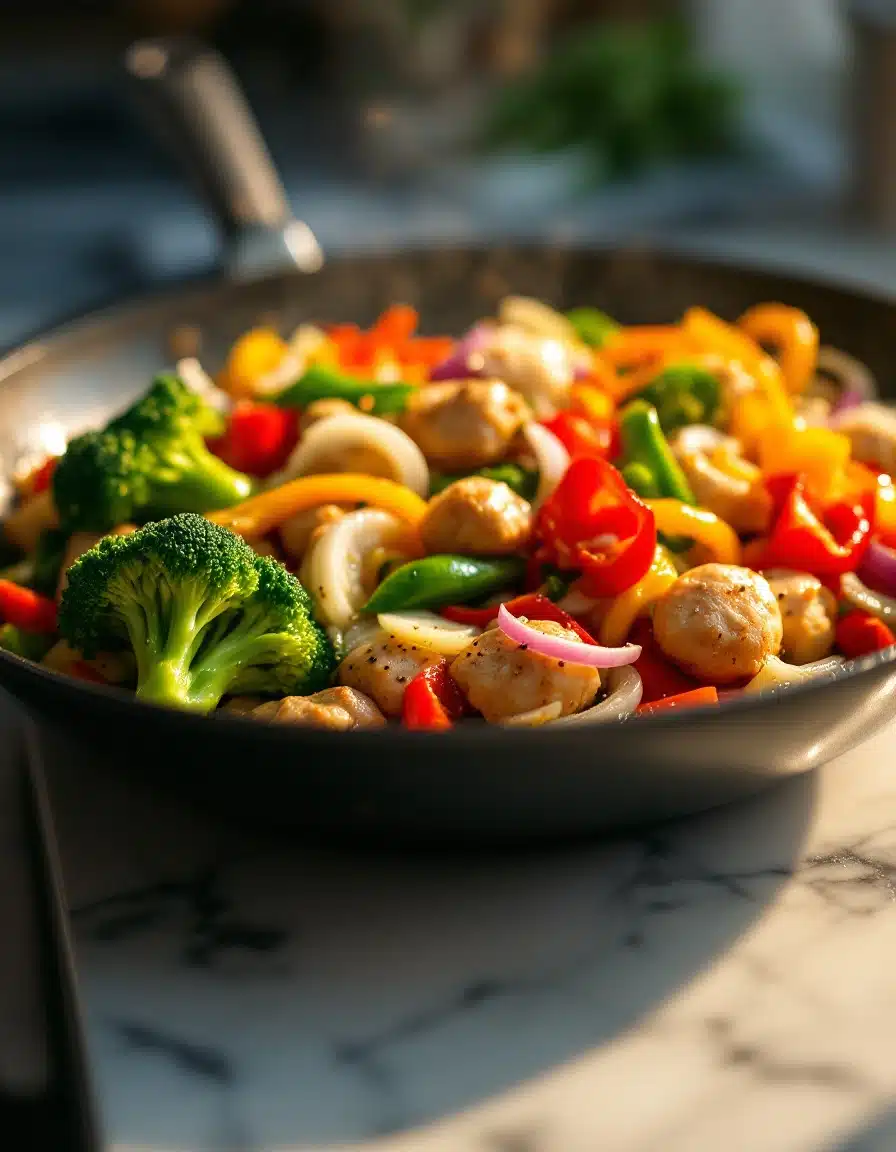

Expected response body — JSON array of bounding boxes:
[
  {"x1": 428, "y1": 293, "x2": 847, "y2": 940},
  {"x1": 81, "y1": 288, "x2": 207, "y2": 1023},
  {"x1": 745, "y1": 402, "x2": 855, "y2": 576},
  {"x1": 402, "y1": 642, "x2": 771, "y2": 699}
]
[{"x1": 737, "y1": 304, "x2": 818, "y2": 395}]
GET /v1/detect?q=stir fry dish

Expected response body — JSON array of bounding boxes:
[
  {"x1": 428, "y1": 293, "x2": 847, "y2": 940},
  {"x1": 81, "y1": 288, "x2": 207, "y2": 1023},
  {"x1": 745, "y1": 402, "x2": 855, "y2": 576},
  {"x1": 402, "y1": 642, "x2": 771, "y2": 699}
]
[{"x1": 2, "y1": 298, "x2": 895, "y2": 731}]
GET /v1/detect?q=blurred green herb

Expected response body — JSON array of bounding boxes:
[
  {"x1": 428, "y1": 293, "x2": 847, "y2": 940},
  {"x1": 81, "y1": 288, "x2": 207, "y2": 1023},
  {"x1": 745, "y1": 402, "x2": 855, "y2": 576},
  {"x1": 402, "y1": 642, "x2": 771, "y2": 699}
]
[{"x1": 481, "y1": 19, "x2": 740, "y2": 185}]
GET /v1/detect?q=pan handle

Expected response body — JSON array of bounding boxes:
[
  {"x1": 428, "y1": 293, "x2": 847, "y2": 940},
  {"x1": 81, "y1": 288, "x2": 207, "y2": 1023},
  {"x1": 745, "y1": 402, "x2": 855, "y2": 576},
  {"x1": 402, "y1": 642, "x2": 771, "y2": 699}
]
[{"x1": 125, "y1": 37, "x2": 323, "y2": 279}]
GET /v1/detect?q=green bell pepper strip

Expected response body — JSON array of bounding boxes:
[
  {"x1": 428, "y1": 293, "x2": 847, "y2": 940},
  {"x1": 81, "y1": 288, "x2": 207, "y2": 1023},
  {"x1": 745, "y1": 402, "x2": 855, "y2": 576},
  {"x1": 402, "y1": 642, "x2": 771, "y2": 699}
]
[
  {"x1": 275, "y1": 364, "x2": 414, "y2": 416},
  {"x1": 363, "y1": 555, "x2": 525, "y2": 614},
  {"x1": 0, "y1": 623, "x2": 53, "y2": 661},
  {"x1": 620, "y1": 461, "x2": 661, "y2": 500},
  {"x1": 633, "y1": 363, "x2": 721, "y2": 434},
  {"x1": 565, "y1": 307, "x2": 620, "y2": 349},
  {"x1": 619, "y1": 400, "x2": 695, "y2": 505},
  {"x1": 429, "y1": 463, "x2": 539, "y2": 502}
]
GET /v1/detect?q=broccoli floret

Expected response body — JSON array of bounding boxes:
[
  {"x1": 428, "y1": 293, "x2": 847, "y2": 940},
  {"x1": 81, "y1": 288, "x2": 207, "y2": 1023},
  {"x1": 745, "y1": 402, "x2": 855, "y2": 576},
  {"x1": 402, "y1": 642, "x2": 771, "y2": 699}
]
[
  {"x1": 58, "y1": 514, "x2": 335, "y2": 713},
  {"x1": 110, "y1": 372, "x2": 225, "y2": 441},
  {"x1": 53, "y1": 376, "x2": 252, "y2": 532}
]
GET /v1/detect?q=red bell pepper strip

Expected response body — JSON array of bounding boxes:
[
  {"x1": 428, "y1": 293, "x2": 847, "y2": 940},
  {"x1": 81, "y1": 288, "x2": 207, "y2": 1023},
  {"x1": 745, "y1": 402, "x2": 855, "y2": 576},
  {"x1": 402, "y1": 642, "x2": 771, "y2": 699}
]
[
  {"x1": 440, "y1": 593, "x2": 597, "y2": 644},
  {"x1": 534, "y1": 456, "x2": 657, "y2": 598},
  {"x1": 638, "y1": 686, "x2": 719, "y2": 715},
  {"x1": 401, "y1": 659, "x2": 469, "y2": 731},
  {"x1": 208, "y1": 402, "x2": 299, "y2": 478},
  {"x1": 836, "y1": 612, "x2": 896, "y2": 658},
  {"x1": 0, "y1": 580, "x2": 57, "y2": 633},
  {"x1": 628, "y1": 618, "x2": 702, "y2": 703},
  {"x1": 752, "y1": 473, "x2": 874, "y2": 578},
  {"x1": 31, "y1": 456, "x2": 58, "y2": 494},
  {"x1": 372, "y1": 304, "x2": 418, "y2": 346},
  {"x1": 541, "y1": 411, "x2": 618, "y2": 462}
]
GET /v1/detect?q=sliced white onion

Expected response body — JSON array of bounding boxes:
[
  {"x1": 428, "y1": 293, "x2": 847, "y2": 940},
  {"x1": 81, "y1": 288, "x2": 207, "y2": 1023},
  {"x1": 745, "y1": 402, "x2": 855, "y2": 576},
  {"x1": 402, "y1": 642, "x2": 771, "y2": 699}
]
[
  {"x1": 669, "y1": 424, "x2": 740, "y2": 458},
  {"x1": 340, "y1": 618, "x2": 386, "y2": 657},
  {"x1": 306, "y1": 509, "x2": 409, "y2": 629},
  {"x1": 176, "y1": 357, "x2": 231, "y2": 413},
  {"x1": 500, "y1": 701, "x2": 564, "y2": 728},
  {"x1": 743, "y1": 654, "x2": 844, "y2": 695},
  {"x1": 376, "y1": 610, "x2": 480, "y2": 656},
  {"x1": 521, "y1": 421, "x2": 570, "y2": 509},
  {"x1": 275, "y1": 412, "x2": 429, "y2": 496},
  {"x1": 551, "y1": 666, "x2": 643, "y2": 726},
  {"x1": 841, "y1": 571, "x2": 896, "y2": 622}
]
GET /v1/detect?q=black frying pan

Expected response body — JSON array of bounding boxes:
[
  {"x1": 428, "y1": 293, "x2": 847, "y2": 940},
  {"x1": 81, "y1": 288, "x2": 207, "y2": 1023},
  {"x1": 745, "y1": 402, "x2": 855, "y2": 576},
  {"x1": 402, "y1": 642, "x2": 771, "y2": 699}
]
[{"x1": 0, "y1": 39, "x2": 894, "y2": 845}]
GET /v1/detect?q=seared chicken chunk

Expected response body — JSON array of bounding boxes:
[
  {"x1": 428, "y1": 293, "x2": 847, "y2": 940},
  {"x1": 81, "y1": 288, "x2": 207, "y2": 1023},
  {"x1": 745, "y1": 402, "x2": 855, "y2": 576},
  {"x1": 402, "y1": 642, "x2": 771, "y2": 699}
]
[
  {"x1": 672, "y1": 445, "x2": 771, "y2": 535},
  {"x1": 450, "y1": 620, "x2": 600, "y2": 723},
  {"x1": 251, "y1": 687, "x2": 386, "y2": 730},
  {"x1": 420, "y1": 477, "x2": 532, "y2": 556},
  {"x1": 763, "y1": 569, "x2": 837, "y2": 665},
  {"x1": 479, "y1": 326, "x2": 575, "y2": 419},
  {"x1": 399, "y1": 379, "x2": 530, "y2": 471},
  {"x1": 338, "y1": 633, "x2": 441, "y2": 717},
  {"x1": 653, "y1": 563, "x2": 783, "y2": 683}
]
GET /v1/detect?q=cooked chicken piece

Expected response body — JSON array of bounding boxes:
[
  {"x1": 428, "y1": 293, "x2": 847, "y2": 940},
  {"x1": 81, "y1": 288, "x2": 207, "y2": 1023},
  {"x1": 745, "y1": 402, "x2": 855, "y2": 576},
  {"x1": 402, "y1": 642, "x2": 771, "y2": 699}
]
[
  {"x1": 763, "y1": 569, "x2": 837, "y2": 665},
  {"x1": 4, "y1": 490, "x2": 59, "y2": 554},
  {"x1": 56, "y1": 523, "x2": 137, "y2": 598},
  {"x1": 248, "y1": 536, "x2": 281, "y2": 560},
  {"x1": 338, "y1": 633, "x2": 441, "y2": 717},
  {"x1": 301, "y1": 398, "x2": 358, "y2": 428},
  {"x1": 673, "y1": 447, "x2": 771, "y2": 535},
  {"x1": 279, "y1": 504, "x2": 346, "y2": 563},
  {"x1": 221, "y1": 696, "x2": 265, "y2": 715},
  {"x1": 450, "y1": 620, "x2": 600, "y2": 723},
  {"x1": 251, "y1": 687, "x2": 386, "y2": 730},
  {"x1": 420, "y1": 477, "x2": 532, "y2": 556},
  {"x1": 478, "y1": 326, "x2": 575, "y2": 419},
  {"x1": 829, "y1": 403, "x2": 896, "y2": 474},
  {"x1": 653, "y1": 563, "x2": 783, "y2": 683},
  {"x1": 399, "y1": 379, "x2": 531, "y2": 471}
]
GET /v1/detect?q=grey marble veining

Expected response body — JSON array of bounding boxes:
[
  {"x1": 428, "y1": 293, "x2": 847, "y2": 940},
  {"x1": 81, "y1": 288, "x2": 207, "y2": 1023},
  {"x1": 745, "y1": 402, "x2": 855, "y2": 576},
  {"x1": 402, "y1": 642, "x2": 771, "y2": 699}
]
[{"x1": 40, "y1": 717, "x2": 896, "y2": 1152}]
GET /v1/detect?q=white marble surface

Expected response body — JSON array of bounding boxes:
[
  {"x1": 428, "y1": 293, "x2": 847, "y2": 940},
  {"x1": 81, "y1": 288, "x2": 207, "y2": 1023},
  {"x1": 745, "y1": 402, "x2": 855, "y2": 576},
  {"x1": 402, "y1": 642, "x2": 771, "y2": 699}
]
[{"x1": 40, "y1": 717, "x2": 896, "y2": 1152}]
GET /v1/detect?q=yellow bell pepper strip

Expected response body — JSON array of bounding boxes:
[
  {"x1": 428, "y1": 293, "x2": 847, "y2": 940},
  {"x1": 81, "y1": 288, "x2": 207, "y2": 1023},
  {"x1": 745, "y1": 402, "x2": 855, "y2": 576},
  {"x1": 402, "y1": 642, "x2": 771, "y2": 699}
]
[
  {"x1": 645, "y1": 499, "x2": 741, "y2": 565},
  {"x1": 758, "y1": 423, "x2": 851, "y2": 502},
  {"x1": 682, "y1": 307, "x2": 793, "y2": 425},
  {"x1": 570, "y1": 383, "x2": 615, "y2": 423},
  {"x1": 599, "y1": 544, "x2": 678, "y2": 646},
  {"x1": 737, "y1": 304, "x2": 818, "y2": 395},
  {"x1": 222, "y1": 327, "x2": 288, "y2": 398},
  {"x1": 208, "y1": 473, "x2": 427, "y2": 538}
]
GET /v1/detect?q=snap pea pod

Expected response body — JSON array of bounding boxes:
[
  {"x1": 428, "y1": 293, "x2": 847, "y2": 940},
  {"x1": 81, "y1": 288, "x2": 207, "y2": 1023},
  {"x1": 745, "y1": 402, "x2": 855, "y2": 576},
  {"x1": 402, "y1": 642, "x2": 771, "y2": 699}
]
[
  {"x1": 429, "y1": 463, "x2": 539, "y2": 502},
  {"x1": 633, "y1": 363, "x2": 720, "y2": 433},
  {"x1": 363, "y1": 555, "x2": 525, "y2": 614},
  {"x1": 619, "y1": 401, "x2": 695, "y2": 505},
  {"x1": 275, "y1": 365, "x2": 414, "y2": 416},
  {"x1": 565, "y1": 307, "x2": 619, "y2": 349}
]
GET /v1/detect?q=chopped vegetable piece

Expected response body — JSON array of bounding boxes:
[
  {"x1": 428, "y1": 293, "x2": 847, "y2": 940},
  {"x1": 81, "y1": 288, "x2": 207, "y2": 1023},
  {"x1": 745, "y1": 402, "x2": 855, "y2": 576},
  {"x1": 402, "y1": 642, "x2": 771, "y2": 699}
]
[
  {"x1": 223, "y1": 327, "x2": 288, "y2": 397},
  {"x1": 619, "y1": 400, "x2": 695, "y2": 503},
  {"x1": 58, "y1": 514, "x2": 335, "y2": 713},
  {"x1": 535, "y1": 456, "x2": 657, "y2": 598},
  {"x1": 442, "y1": 592, "x2": 597, "y2": 643},
  {"x1": 737, "y1": 304, "x2": 818, "y2": 395},
  {"x1": 542, "y1": 410, "x2": 617, "y2": 461},
  {"x1": 835, "y1": 611, "x2": 896, "y2": 658},
  {"x1": 633, "y1": 363, "x2": 721, "y2": 433},
  {"x1": 638, "y1": 686, "x2": 719, "y2": 714},
  {"x1": 209, "y1": 473, "x2": 427, "y2": 538},
  {"x1": 275, "y1": 364, "x2": 414, "y2": 415},
  {"x1": 363, "y1": 555, "x2": 524, "y2": 614},
  {"x1": 0, "y1": 580, "x2": 57, "y2": 633},
  {"x1": 208, "y1": 402, "x2": 299, "y2": 477},
  {"x1": 565, "y1": 307, "x2": 620, "y2": 348},
  {"x1": 629, "y1": 618, "x2": 702, "y2": 704},
  {"x1": 751, "y1": 474, "x2": 874, "y2": 578},
  {"x1": 401, "y1": 659, "x2": 468, "y2": 730},
  {"x1": 497, "y1": 604, "x2": 640, "y2": 667},
  {"x1": 646, "y1": 499, "x2": 741, "y2": 565}
]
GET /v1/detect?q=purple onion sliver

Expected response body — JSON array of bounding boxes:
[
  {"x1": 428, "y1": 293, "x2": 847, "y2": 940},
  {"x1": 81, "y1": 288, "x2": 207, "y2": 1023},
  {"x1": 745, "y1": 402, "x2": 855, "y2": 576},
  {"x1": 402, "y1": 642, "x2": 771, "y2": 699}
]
[
  {"x1": 858, "y1": 539, "x2": 896, "y2": 599},
  {"x1": 429, "y1": 324, "x2": 492, "y2": 382}
]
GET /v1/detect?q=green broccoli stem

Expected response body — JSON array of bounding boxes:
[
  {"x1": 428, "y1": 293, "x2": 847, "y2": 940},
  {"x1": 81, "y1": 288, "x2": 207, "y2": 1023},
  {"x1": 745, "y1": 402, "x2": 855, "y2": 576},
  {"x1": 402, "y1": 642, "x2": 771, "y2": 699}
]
[{"x1": 150, "y1": 441, "x2": 254, "y2": 515}]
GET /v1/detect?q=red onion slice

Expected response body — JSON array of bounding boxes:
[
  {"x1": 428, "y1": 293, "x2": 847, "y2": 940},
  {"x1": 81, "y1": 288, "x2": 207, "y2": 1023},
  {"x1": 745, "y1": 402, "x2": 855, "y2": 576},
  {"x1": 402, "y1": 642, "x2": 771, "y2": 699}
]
[
  {"x1": 497, "y1": 605, "x2": 641, "y2": 667},
  {"x1": 858, "y1": 539, "x2": 896, "y2": 599},
  {"x1": 429, "y1": 325, "x2": 493, "y2": 381}
]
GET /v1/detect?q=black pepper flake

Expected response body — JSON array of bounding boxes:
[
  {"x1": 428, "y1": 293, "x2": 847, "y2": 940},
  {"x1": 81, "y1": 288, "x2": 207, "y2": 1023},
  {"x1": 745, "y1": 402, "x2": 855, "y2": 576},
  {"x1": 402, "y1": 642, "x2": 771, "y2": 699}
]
[
  {"x1": 383, "y1": 664, "x2": 391, "y2": 671},
  {"x1": 517, "y1": 643, "x2": 528, "y2": 651},
  {"x1": 367, "y1": 656, "x2": 377, "y2": 664},
  {"x1": 558, "y1": 660, "x2": 566, "y2": 668},
  {"x1": 472, "y1": 640, "x2": 479, "y2": 647},
  {"x1": 396, "y1": 676, "x2": 407, "y2": 684}
]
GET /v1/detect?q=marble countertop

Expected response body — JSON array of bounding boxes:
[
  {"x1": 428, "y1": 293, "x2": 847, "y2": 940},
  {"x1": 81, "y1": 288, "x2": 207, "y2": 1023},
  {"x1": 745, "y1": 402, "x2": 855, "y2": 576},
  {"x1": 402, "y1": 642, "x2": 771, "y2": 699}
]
[{"x1": 40, "y1": 717, "x2": 896, "y2": 1152}]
